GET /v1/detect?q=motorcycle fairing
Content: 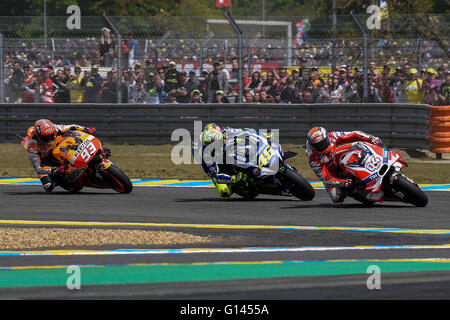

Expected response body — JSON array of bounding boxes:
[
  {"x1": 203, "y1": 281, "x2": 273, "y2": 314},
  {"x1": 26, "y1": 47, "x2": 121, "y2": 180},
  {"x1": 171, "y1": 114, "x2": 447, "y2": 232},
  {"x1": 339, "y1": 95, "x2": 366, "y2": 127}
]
[
  {"x1": 52, "y1": 130, "x2": 108, "y2": 185},
  {"x1": 227, "y1": 132, "x2": 282, "y2": 179},
  {"x1": 339, "y1": 142, "x2": 402, "y2": 194}
]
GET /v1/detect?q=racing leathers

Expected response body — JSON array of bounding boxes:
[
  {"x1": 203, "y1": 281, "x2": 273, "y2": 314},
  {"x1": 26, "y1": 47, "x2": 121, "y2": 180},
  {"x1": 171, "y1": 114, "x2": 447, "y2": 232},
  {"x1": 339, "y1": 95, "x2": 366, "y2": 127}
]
[
  {"x1": 198, "y1": 127, "x2": 272, "y2": 199},
  {"x1": 306, "y1": 130, "x2": 383, "y2": 203},
  {"x1": 23, "y1": 123, "x2": 92, "y2": 191}
]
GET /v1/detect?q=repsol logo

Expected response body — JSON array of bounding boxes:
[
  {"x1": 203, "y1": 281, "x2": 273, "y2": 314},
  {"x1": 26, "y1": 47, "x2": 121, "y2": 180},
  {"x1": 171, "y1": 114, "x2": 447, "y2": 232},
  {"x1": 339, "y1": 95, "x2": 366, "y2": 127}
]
[{"x1": 73, "y1": 137, "x2": 93, "y2": 159}]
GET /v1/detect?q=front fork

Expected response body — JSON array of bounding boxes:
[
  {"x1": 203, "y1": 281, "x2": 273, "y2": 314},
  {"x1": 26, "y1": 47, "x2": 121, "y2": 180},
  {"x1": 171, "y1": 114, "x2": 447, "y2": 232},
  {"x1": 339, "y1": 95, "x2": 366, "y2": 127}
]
[
  {"x1": 95, "y1": 148, "x2": 113, "y2": 172},
  {"x1": 96, "y1": 158, "x2": 112, "y2": 172},
  {"x1": 384, "y1": 165, "x2": 414, "y2": 201}
]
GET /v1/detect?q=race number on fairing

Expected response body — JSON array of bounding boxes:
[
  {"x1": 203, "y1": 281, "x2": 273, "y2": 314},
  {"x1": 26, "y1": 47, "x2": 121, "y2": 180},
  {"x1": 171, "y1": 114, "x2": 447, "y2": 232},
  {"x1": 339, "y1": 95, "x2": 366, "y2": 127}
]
[
  {"x1": 366, "y1": 155, "x2": 381, "y2": 172},
  {"x1": 70, "y1": 135, "x2": 96, "y2": 166},
  {"x1": 80, "y1": 142, "x2": 97, "y2": 163}
]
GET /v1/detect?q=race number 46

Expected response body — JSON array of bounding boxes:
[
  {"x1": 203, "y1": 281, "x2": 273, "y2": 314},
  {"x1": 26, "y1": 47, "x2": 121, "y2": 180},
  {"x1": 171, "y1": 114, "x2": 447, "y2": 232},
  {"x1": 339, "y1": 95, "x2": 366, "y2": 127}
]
[{"x1": 258, "y1": 145, "x2": 273, "y2": 168}]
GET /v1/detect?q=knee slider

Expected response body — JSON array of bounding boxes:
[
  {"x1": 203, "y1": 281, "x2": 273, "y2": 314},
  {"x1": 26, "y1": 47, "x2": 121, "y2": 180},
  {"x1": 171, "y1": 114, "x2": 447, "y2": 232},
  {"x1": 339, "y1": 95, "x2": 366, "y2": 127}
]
[
  {"x1": 40, "y1": 175, "x2": 54, "y2": 192},
  {"x1": 215, "y1": 183, "x2": 232, "y2": 199},
  {"x1": 219, "y1": 190, "x2": 232, "y2": 199}
]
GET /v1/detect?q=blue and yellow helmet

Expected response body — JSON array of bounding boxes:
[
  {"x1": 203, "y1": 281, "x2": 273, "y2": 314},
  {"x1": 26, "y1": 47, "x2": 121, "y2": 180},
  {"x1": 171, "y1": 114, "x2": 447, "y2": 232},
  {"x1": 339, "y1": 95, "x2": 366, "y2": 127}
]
[{"x1": 201, "y1": 123, "x2": 223, "y2": 146}]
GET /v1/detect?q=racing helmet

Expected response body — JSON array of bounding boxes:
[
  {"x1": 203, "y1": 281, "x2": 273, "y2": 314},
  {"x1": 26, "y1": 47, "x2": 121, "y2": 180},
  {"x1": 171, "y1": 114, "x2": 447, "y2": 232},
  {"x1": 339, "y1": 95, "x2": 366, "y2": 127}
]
[
  {"x1": 307, "y1": 127, "x2": 332, "y2": 155},
  {"x1": 201, "y1": 123, "x2": 223, "y2": 146},
  {"x1": 34, "y1": 119, "x2": 56, "y2": 143}
]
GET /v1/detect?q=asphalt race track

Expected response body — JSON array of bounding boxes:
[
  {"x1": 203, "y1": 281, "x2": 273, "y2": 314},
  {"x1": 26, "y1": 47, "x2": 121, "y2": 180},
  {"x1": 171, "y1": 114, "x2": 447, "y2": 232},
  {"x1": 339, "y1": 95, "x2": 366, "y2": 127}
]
[{"x1": 1, "y1": 184, "x2": 450, "y2": 300}]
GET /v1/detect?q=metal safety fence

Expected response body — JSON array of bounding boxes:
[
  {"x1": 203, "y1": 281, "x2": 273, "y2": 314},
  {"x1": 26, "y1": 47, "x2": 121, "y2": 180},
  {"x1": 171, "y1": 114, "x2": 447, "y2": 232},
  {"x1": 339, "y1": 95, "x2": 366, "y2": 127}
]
[
  {"x1": 1, "y1": 14, "x2": 449, "y2": 104},
  {"x1": 1, "y1": 14, "x2": 448, "y2": 67}
]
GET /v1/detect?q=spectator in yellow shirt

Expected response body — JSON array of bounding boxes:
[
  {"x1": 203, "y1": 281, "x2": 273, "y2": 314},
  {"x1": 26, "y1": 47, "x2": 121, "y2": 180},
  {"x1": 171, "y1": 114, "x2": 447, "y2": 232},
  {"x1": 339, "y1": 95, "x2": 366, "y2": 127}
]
[
  {"x1": 404, "y1": 68, "x2": 424, "y2": 104},
  {"x1": 68, "y1": 65, "x2": 84, "y2": 103}
]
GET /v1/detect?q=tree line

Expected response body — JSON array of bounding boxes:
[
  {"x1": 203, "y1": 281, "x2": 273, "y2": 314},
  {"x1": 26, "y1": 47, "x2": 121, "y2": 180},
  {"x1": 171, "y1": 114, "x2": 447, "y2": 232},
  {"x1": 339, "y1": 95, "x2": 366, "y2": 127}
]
[{"x1": 1, "y1": 0, "x2": 447, "y2": 17}]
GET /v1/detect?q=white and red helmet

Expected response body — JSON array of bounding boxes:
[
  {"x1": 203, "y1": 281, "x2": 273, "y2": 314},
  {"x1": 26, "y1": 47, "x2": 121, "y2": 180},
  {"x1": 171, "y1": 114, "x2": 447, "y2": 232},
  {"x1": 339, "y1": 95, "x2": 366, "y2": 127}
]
[{"x1": 307, "y1": 127, "x2": 332, "y2": 155}]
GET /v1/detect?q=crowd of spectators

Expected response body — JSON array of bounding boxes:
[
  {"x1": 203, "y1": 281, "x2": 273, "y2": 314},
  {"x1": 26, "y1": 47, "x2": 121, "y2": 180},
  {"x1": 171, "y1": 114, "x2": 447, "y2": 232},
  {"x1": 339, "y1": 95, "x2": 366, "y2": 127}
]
[
  {"x1": 3, "y1": 26, "x2": 449, "y2": 105},
  {"x1": 237, "y1": 59, "x2": 450, "y2": 106},
  {"x1": 3, "y1": 24, "x2": 449, "y2": 106},
  {"x1": 3, "y1": 36, "x2": 446, "y2": 74},
  {"x1": 3, "y1": 55, "x2": 449, "y2": 106}
]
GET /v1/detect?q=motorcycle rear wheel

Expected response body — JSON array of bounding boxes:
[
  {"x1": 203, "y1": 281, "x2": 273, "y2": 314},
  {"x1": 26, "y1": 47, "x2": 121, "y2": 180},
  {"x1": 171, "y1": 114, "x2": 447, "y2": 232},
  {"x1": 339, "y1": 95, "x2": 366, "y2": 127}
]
[
  {"x1": 101, "y1": 164, "x2": 133, "y2": 194},
  {"x1": 283, "y1": 167, "x2": 315, "y2": 201},
  {"x1": 393, "y1": 175, "x2": 428, "y2": 207}
]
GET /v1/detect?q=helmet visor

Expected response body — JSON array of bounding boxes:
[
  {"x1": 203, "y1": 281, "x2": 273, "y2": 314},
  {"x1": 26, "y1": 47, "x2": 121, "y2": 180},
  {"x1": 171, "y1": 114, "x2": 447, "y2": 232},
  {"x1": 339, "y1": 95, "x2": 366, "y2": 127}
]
[
  {"x1": 37, "y1": 133, "x2": 55, "y2": 143},
  {"x1": 312, "y1": 136, "x2": 330, "y2": 152}
]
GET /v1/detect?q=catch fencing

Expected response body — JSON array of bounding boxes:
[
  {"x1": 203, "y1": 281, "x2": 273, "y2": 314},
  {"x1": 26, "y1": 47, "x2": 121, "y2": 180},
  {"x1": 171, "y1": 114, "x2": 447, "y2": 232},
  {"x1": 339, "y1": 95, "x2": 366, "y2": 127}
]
[
  {"x1": 1, "y1": 14, "x2": 449, "y2": 103},
  {"x1": 1, "y1": 14, "x2": 448, "y2": 69},
  {"x1": 0, "y1": 103, "x2": 430, "y2": 149}
]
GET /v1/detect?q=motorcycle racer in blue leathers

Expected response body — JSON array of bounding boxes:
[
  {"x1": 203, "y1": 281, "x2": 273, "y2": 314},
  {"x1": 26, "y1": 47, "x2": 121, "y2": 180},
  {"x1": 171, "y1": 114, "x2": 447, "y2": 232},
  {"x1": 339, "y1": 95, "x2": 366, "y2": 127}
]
[{"x1": 196, "y1": 123, "x2": 274, "y2": 199}]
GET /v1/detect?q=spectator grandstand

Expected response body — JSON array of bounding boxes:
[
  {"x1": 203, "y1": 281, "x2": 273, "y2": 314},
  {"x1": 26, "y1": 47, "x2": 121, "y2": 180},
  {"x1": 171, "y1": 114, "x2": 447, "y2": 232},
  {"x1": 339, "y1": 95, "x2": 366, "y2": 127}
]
[{"x1": 1, "y1": 14, "x2": 449, "y2": 105}]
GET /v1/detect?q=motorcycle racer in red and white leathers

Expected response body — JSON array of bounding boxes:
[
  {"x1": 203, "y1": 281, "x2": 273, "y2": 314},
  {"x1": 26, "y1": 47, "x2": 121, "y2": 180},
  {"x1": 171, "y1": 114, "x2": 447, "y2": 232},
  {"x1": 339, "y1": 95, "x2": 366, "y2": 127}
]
[
  {"x1": 22, "y1": 119, "x2": 96, "y2": 192},
  {"x1": 306, "y1": 127, "x2": 383, "y2": 203}
]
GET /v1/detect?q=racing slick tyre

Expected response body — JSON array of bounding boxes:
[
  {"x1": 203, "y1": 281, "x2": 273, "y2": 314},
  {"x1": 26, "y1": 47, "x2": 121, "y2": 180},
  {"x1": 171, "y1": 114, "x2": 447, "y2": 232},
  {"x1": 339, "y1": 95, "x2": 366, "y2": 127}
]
[
  {"x1": 393, "y1": 175, "x2": 428, "y2": 207},
  {"x1": 52, "y1": 175, "x2": 84, "y2": 193},
  {"x1": 102, "y1": 164, "x2": 133, "y2": 194},
  {"x1": 283, "y1": 167, "x2": 315, "y2": 201},
  {"x1": 60, "y1": 184, "x2": 84, "y2": 193},
  {"x1": 234, "y1": 187, "x2": 259, "y2": 200},
  {"x1": 347, "y1": 189, "x2": 374, "y2": 207}
]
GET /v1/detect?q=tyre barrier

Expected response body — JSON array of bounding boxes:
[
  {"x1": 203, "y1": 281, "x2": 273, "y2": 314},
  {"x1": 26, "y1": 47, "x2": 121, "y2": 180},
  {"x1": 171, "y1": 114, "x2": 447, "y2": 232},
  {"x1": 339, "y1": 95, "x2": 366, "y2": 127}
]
[{"x1": 429, "y1": 105, "x2": 450, "y2": 158}]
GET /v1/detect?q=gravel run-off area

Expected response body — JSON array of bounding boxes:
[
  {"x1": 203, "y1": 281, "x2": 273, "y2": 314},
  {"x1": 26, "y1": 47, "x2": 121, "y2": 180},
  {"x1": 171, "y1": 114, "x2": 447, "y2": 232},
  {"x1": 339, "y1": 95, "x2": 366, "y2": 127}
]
[{"x1": 0, "y1": 227, "x2": 212, "y2": 250}]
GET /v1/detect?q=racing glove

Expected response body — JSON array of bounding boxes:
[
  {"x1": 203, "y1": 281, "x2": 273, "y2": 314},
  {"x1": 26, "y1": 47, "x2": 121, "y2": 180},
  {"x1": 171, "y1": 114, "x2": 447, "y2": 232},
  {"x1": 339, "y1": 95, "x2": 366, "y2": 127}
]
[
  {"x1": 340, "y1": 178, "x2": 354, "y2": 189},
  {"x1": 51, "y1": 165, "x2": 66, "y2": 176},
  {"x1": 83, "y1": 127, "x2": 96, "y2": 136},
  {"x1": 231, "y1": 172, "x2": 248, "y2": 183},
  {"x1": 370, "y1": 136, "x2": 383, "y2": 146}
]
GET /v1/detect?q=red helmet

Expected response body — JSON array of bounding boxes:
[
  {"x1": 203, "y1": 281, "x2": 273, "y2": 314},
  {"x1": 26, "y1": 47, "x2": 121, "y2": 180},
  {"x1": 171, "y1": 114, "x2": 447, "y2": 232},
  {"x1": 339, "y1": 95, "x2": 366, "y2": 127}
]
[
  {"x1": 34, "y1": 119, "x2": 56, "y2": 143},
  {"x1": 307, "y1": 127, "x2": 332, "y2": 154}
]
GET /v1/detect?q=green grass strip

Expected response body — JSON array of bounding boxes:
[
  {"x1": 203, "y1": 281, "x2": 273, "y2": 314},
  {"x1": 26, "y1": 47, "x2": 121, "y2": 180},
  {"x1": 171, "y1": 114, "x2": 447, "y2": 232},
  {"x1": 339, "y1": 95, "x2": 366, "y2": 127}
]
[
  {"x1": 2, "y1": 143, "x2": 450, "y2": 183},
  {"x1": 1, "y1": 260, "x2": 450, "y2": 288}
]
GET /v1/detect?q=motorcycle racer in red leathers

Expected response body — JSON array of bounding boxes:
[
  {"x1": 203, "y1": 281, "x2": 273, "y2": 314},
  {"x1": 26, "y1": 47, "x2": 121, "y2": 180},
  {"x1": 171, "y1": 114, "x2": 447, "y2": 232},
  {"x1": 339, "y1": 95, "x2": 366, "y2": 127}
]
[
  {"x1": 22, "y1": 119, "x2": 96, "y2": 192},
  {"x1": 306, "y1": 127, "x2": 383, "y2": 203}
]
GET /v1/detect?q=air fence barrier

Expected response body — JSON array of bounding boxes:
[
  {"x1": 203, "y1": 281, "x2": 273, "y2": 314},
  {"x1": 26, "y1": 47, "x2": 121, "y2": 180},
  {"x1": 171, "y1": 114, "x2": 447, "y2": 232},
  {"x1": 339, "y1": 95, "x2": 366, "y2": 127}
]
[
  {"x1": 429, "y1": 105, "x2": 450, "y2": 159},
  {"x1": 0, "y1": 103, "x2": 430, "y2": 149}
]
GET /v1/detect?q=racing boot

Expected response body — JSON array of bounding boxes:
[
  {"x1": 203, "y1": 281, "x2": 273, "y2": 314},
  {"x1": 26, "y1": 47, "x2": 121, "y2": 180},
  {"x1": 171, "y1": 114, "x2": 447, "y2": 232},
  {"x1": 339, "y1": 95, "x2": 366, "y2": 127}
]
[{"x1": 40, "y1": 174, "x2": 55, "y2": 193}]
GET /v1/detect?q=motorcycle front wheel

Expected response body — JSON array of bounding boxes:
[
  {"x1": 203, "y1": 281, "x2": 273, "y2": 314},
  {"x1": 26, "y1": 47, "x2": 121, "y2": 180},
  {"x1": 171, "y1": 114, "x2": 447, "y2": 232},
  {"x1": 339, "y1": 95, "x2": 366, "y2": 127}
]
[
  {"x1": 282, "y1": 167, "x2": 315, "y2": 201},
  {"x1": 101, "y1": 164, "x2": 133, "y2": 194},
  {"x1": 393, "y1": 174, "x2": 428, "y2": 207}
]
